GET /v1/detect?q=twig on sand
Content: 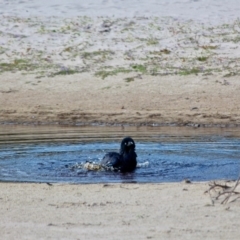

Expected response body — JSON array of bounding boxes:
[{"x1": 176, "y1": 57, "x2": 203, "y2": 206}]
[{"x1": 205, "y1": 177, "x2": 240, "y2": 204}]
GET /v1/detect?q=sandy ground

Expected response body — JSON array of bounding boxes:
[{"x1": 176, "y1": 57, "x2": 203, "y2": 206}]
[
  {"x1": 1, "y1": 2, "x2": 240, "y2": 240},
  {"x1": 1, "y1": 6, "x2": 240, "y2": 126},
  {"x1": 1, "y1": 72, "x2": 240, "y2": 127},
  {"x1": 1, "y1": 182, "x2": 240, "y2": 240},
  {"x1": 1, "y1": 0, "x2": 240, "y2": 23}
]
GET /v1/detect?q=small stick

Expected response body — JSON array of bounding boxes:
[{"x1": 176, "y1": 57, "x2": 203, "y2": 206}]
[
  {"x1": 221, "y1": 177, "x2": 240, "y2": 204},
  {"x1": 205, "y1": 176, "x2": 240, "y2": 205},
  {"x1": 204, "y1": 181, "x2": 231, "y2": 194}
]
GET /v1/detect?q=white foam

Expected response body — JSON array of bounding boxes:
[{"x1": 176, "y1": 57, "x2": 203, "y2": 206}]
[{"x1": 137, "y1": 161, "x2": 150, "y2": 168}]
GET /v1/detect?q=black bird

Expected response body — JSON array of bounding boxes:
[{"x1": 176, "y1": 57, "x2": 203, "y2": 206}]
[{"x1": 100, "y1": 137, "x2": 137, "y2": 172}]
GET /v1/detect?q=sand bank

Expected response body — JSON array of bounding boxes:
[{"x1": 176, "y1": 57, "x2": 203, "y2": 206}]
[
  {"x1": 1, "y1": 182, "x2": 240, "y2": 240},
  {"x1": 1, "y1": 1, "x2": 240, "y2": 126},
  {"x1": 1, "y1": 14, "x2": 240, "y2": 127},
  {"x1": 1, "y1": 72, "x2": 240, "y2": 126}
]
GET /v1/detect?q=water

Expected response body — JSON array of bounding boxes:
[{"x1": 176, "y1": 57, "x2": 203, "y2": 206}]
[{"x1": 0, "y1": 125, "x2": 240, "y2": 183}]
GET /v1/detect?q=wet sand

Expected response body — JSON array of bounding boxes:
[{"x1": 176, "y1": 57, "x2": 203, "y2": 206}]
[{"x1": 1, "y1": 72, "x2": 240, "y2": 127}]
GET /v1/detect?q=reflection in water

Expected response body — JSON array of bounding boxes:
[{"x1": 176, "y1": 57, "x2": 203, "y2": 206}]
[{"x1": 0, "y1": 125, "x2": 240, "y2": 183}]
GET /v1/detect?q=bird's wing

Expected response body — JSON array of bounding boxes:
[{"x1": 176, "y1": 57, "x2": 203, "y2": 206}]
[{"x1": 100, "y1": 152, "x2": 122, "y2": 171}]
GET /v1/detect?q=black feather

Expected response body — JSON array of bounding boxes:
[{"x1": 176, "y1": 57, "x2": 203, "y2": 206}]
[{"x1": 100, "y1": 137, "x2": 137, "y2": 172}]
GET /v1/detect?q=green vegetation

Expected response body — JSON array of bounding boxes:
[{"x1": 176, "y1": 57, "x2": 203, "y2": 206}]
[
  {"x1": 0, "y1": 46, "x2": 6, "y2": 55},
  {"x1": 150, "y1": 66, "x2": 159, "y2": 76},
  {"x1": 125, "y1": 77, "x2": 134, "y2": 82},
  {"x1": 179, "y1": 68, "x2": 200, "y2": 75},
  {"x1": 200, "y1": 45, "x2": 218, "y2": 50},
  {"x1": 101, "y1": 86, "x2": 111, "y2": 90},
  {"x1": 1, "y1": 16, "x2": 240, "y2": 78},
  {"x1": 50, "y1": 68, "x2": 79, "y2": 76},
  {"x1": 95, "y1": 67, "x2": 132, "y2": 79},
  {"x1": 149, "y1": 51, "x2": 162, "y2": 56},
  {"x1": 131, "y1": 64, "x2": 147, "y2": 73},
  {"x1": 38, "y1": 25, "x2": 47, "y2": 34},
  {"x1": 82, "y1": 50, "x2": 114, "y2": 59},
  {"x1": 223, "y1": 72, "x2": 238, "y2": 77},
  {"x1": 63, "y1": 46, "x2": 74, "y2": 52},
  {"x1": 0, "y1": 59, "x2": 36, "y2": 72},
  {"x1": 232, "y1": 36, "x2": 240, "y2": 43},
  {"x1": 197, "y1": 56, "x2": 208, "y2": 62},
  {"x1": 150, "y1": 49, "x2": 171, "y2": 55},
  {"x1": 147, "y1": 38, "x2": 159, "y2": 45},
  {"x1": 160, "y1": 49, "x2": 171, "y2": 54}
]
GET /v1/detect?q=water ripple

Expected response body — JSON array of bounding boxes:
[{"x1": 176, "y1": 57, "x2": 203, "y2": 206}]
[{"x1": 0, "y1": 125, "x2": 240, "y2": 183}]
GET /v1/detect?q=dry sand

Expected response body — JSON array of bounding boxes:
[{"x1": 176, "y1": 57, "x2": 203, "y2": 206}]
[
  {"x1": 1, "y1": 182, "x2": 240, "y2": 240},
  {"x1": 1, "y1": 7, "x2": 240, "y2": 126}
]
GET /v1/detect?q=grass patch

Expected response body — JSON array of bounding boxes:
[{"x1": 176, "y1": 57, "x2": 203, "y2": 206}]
[
  {"x1": 63, "y1": 46, "x2": 74, "y2": 52},
  {"x1": 95, "y1": 70, "x2": 111, "y2": 79},
  {"x1": 0, "y1": 59, "x2": 36, "y2": 72},
  {"x1": 179, "y1": 68, "x2": 200, "y2": 76},
  {"x1": 150, "y1": 51, "x2": 162, "y2": 56},
  {"x1": 82, "y1": 50, "x2": 114, "y2": 59},
  {"x1": 223, "y1": 72, "x2": 238, "y2": 77},
  {"x1": 197, "y1": 56, "x2": 208, "y2": 62},
  {"x1": 200, "y1": 45, "x2": 218, "y2": 50},
  {"x1": 131, "y1": 64, "x2": 147, "y2": 73},
  {"x1": 102, "y1": 86, "x2": 111, "y2": 90},
  {"x1": 38, "y1": 25, "x2": 46, "y2": 34},
  {"x1": 0, "y1": 46, "x2": 6, "y2": 55},
  {"x1": 232, "y1": 36, "x2": 240, "y2": 43},
  {"x1": 150, "y1": 49, "x2": 171, "y2": 55},
  {"x1": 95, "y1": 67, "x2": 132, "y2": 79},
  {"x1": 150, "y1": 66, "x2": 159, "y2": 76},
  {"x1": 147, "y1": 38, "x2": 159, "y2": 45},
  {"x1": 160, "y1": 49, "x2": 171, "y2": 54},
  {"x1": 51, "y1": 68, "x2": 79, "y2": 77},
  {"x1": 125, "y1": 77, "x2": 134, "y2": 82}
]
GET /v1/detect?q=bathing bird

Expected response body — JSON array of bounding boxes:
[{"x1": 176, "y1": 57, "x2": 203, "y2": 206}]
[{"x1": 100, "y1": 137, "x2": 137, "y2": 172}]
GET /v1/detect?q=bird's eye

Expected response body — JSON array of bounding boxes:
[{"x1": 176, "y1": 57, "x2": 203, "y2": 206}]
[{"x1": 125, "y1": 142, "x2": 127, "y2": 145}]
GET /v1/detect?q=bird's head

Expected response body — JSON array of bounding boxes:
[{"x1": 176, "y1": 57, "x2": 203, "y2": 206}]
[{"x1": 120, "y1": 137, "x2": 135, "y2": 154}]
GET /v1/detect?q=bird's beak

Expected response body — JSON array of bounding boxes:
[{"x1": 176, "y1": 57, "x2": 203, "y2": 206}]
[{"x1": 127, "y1": 141, "x2": 133, "y2": 146}]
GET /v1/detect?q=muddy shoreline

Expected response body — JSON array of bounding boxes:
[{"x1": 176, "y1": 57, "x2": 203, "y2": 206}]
[
  {"x1": 1, "y1": 72, "x2": 240, "y2": 128},
  {"x1": 1, "y1": 121, "x2": 240, "y2": 128}
]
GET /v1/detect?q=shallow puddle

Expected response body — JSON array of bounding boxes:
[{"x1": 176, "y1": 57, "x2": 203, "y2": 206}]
[{"x1": 0, "y1": 125, "x2": 239, "y2": 183}]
